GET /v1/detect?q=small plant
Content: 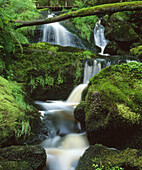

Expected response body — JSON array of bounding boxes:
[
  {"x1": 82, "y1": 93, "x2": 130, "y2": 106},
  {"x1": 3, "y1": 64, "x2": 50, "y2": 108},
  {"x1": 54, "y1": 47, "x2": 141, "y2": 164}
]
[{"x1": 92, "y1": 158, "x2": 124, "y2": 170}]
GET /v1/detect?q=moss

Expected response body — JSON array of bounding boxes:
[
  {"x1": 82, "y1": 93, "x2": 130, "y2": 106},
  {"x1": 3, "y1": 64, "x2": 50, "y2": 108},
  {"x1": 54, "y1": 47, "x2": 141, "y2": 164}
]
[
  {"x1": 0, "y1": 161, "x2": 32, "y2": 170},
  {"x1": 0, "y1": 76, "x2": 40, "y2": 147},
  {"x1": 7, "y1": 42, "x2": 90, "y2": 100},
  {"x1": 0, "y1": 145, "x2": 46, "y2": 170},
  {"x1": 106, "y1": 22, "x2": 139, "y2": 42},
  {"x1": 77, "y1": 144, "x2": 142, "y2": 170},
  {"x1": 130, "y1": 45, "x2": 142, "y2": 59},
  {"x1": 83, "y1": 62, "x2": 142, "y2": 149}
]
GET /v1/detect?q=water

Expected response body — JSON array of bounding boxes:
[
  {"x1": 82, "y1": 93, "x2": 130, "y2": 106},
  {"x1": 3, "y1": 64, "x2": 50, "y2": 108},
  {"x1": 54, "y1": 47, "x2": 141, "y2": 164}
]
[
  {"x1": 35, "y1": 56, "x2": 139, "y2": 170},
  {"x1": 42, "y1": 14, "x2": 85, "y2": 49},
  {"x1": 35, "y1": 84, "x2": 89, "y2": 170},
  {"x1": 94, "y1": 19, "x2": 109, "y2": 56}
]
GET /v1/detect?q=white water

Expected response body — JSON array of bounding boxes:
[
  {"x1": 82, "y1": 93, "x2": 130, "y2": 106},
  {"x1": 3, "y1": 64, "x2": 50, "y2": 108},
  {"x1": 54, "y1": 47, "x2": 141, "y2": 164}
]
[
  {"x1": 42, "y1": 14, "x2": 85, "y2": 49},
  {"x1": 35, "y1": 60, "x2": 101, "y2": 170},
  {"x1": 35, "y1": 58, "x2": 139, "y2": 169},
  {"x1": 83, "y1": 60, "x2": 102, "y2": 84},
  {"x1": 94, "y1": 19, "x2": 109, "y2": 56},
  {"x1": 41, "y1": 134, "x2": 88, "y2": 170}
]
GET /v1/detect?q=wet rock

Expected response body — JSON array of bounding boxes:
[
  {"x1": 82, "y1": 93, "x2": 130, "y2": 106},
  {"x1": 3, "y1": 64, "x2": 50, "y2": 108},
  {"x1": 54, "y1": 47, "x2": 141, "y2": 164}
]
[{"x1": 74, "y1": 101, "x2": 86, "y2": 131}]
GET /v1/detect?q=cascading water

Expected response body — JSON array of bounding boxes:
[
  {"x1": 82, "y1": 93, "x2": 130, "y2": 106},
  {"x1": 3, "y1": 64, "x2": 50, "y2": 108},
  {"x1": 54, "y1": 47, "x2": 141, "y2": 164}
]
[
  {"x1": 94, "y1": 19, "x2": 109, "y2": 56},
  {"x1": 35, "y1": 56, "x2": 139, "y2": 170},
  {"x1": 42, "y1": 14, "x2": 85, "y2": 49}
]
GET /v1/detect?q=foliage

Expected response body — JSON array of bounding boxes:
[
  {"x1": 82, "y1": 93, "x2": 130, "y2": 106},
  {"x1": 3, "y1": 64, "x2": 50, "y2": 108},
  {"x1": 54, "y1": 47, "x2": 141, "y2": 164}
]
[
  {"x1": 5, "y1": 42, "x2": 89, "y2": 100},
  {"x1": 0, "y1": 76, "x2": 40, "y2": 146},
  {"x1": 72, "y1": 15, "x2": 98, "y2": 42},
  {"x1": 92, "y1": 161, "x2": 124, "y2": 170},
  {"x1": 0, "y1": 0, "x2": 39, "y2": 55}
]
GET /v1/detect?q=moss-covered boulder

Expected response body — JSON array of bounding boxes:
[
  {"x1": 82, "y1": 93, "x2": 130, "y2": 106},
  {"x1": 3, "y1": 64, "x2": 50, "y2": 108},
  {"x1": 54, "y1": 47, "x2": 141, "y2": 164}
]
[
  {"x1": 0, "y1": 76, "x2": 40, "y2": 147},
  {"x1": 103, "y1": 11, "x2": 141, "y2": 54},
  {"x1": 0, "y1": 145, "x2": 46, "y2": 170},
  {"x1": 0, "y1": 161, "x2": 32, "y2": 170},
  {"x1": 6, "y1": 42, "x2": 88, "y2": 100},
  {"x1": 106, "y1": 21, "x2": 139, "y2": 42},
  {"x1": 76, "y1": 62, "x2": 142, "y2": 149},
  {"x1": 130, "y1": 45, "x2": 142, "y2": 59},
  {"x1": 105, "y1": 41, "x2": 119, "y2": 55},
  {"x1": 77, "y1": 144, "x2": 142, "y2": 170}
]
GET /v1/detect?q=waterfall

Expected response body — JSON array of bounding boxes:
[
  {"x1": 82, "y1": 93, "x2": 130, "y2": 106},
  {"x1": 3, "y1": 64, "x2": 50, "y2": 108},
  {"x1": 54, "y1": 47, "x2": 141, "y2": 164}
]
[
  {"x1": 83, "y1": 60, "x2": 102, "y2": 84},
  {"x1": 42, "y1": 14, "x2": 85, "y2": 49},
  {"x1": 94, "y1": 19, "x2": 109, "y2": 56},
  {"x1": 35, "y1": 56, "x2": 139, "y2": 170}
]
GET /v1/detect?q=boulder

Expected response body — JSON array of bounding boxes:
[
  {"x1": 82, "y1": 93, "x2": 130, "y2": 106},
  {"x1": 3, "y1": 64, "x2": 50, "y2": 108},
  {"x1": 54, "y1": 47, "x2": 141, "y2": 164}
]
[
  {"x1": 74, "y1": 101, "x2": 86, "y2": 130},
  {"x1": 77, "y1": 62, "x2": 142, "y2": 149},
  {"x1": 77, "y1": 144, "x2": 142, "y2": 170},
  {"x1": 0, "y1": 145, "x2": 46, "y2": 170},
  {"x1": 0, "y1": 161, "x2": 32, "y2": 170}
]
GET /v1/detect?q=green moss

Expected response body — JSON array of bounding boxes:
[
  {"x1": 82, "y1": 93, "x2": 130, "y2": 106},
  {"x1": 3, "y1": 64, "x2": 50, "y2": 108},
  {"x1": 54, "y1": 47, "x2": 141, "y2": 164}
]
[
  {"x1": 6, "y1": 42, "x2": 91, "y2": 100},
  {"x1": 0, "y1": 145, "x2": 46, "y2": 170},
  {"x1": 0, "y1": 161, "x2": 32, "y2": 170},
  {"x1": 83, "y1": 62, "x2": 142, "y2": 148},
  {"x1": 130, "y1": 45, "x2": 142, "y2": 58},
  {"x1": 0, "y1": 76, "x2": 40, "y2": 147},
  {"x1": 77, "y1": 144, "x2": 142, "y2": 170}
]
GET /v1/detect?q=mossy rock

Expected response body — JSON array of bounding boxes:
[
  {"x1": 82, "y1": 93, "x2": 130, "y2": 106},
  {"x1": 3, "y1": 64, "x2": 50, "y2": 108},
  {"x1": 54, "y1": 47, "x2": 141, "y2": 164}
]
[
  {"x1": 106, "y1": 21, "x2": 139, "y2": 42},
  {"x1": 74, "y1": 101, "x2": 86, "y2": 130},
  {"x1": 0, "y1": 161, "x2": 32, "y2": 170},
  {"x1": 80, "y1": 62, "x2": 142, "y2": 149},
  {"x1": 130, "y1": 45, "x2": 142, "y2": 59},
  {"x1": 0, "y1": 76, "x2": 40, "y2": 147},
  {"x1": 7, "y1": 42, "x2": 88, "y2": 100},
  {"x1": 104, "y1": 41, "x2": 119, "y2": 55},
  {"x1": 0, "y1": 145, "x2": 46, "y2": 170},
  {"x1": 77, "y1": 144, "x2": 142, "y2": 170}
]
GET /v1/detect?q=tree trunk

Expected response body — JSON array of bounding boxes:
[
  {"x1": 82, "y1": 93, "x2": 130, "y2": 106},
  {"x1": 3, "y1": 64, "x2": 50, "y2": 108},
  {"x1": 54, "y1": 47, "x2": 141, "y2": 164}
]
[{"x1": 15, "y1": 1, "x2": 142, "y2": 28}]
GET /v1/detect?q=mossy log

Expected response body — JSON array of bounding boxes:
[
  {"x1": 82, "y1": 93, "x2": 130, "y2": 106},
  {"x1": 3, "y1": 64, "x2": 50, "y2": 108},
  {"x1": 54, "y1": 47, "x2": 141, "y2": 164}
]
[{"x1": 15, "y1": 1, "x2": 142, "y2": 28}]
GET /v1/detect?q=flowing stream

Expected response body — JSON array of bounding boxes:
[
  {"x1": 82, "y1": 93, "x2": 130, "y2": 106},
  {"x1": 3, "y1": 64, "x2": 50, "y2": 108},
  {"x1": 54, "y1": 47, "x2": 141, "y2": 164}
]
[
  {"x1": 35, "y1": 57, "x2": 139, "y2": 170},
  {"x1": 35, "y1": 60, "x2": 103, "y2": 170}
]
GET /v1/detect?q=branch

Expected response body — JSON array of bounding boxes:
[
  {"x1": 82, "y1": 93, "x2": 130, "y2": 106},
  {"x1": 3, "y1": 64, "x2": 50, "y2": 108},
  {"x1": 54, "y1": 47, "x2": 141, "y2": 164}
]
[{"x1": 15, "y1": 1, "x2": 142, "y2": 28}]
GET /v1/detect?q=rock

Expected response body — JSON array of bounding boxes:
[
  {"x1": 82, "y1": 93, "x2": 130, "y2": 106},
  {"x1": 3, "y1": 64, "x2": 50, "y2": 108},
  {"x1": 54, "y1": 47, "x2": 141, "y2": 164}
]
[
  {"x1": 130, "y1": 45, "x2": 142, "y2": 59},
  {"x1": 0, "y1": 161, "x2": 32, "y2": 170},
  {"x1": 104, "y1": 41, "x2": 119, "y2": 55},
  {"x1": 77, "y1": 62, "x2": 142, "y2": 149},
  {"x1": 106, "y1": 22, "x2": 139, "y2": 42},
  {"x1": 0, "y1": 145, "x2": 46, "y2": 170},
  {"x1": 74, "y1": 101, "x2": 86, "y2": 130},
  {"x1": 77, "y1": 144, "x2": 142, "y2": 170}
]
